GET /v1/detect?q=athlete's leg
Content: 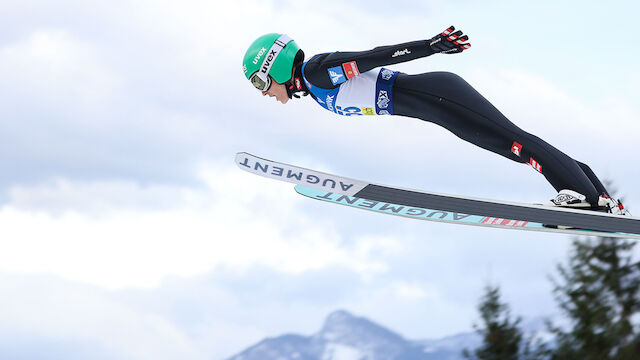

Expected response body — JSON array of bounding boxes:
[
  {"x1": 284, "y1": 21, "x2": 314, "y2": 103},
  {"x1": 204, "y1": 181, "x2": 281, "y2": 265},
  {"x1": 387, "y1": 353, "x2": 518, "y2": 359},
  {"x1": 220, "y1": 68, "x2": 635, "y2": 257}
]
[
  {"x1": 393, "y1": 71, "x2": 604, "y2": 205},
  {"x1": 576, "y1": 161, "x2": 610, "y2": 196}
]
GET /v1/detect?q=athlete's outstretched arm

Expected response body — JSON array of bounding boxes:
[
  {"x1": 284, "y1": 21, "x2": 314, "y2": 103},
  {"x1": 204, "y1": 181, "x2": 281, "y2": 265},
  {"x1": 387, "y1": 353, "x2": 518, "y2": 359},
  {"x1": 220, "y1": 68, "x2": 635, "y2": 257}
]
[{"x1": 304, "y1": 26, "x2": 471, "y2": 88}]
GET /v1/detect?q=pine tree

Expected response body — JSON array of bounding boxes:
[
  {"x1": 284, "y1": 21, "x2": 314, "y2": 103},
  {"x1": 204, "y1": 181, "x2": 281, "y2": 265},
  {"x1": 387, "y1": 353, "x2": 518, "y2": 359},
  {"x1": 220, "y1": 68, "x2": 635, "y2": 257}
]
[
  {"x1": 549, "y1": 236, "x2": 640, "y2": 360},
  {"x1": 464, "y1": 284, "x2": 523, "y2": 360}
]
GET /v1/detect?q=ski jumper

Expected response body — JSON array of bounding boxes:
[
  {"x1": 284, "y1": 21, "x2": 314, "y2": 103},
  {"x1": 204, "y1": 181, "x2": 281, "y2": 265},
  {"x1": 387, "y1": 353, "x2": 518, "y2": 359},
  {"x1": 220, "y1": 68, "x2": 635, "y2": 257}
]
[{"x1": 293, "y1": 40, "x2": 609, "y2": 206}]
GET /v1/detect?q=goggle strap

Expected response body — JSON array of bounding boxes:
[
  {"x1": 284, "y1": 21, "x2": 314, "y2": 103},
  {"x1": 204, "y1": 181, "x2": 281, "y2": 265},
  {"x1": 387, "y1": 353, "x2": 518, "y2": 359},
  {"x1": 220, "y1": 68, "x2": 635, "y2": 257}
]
[
  {"x1": 256, "y1": 34, "x2": 293, "y2": 82},
  {"x1": 274, "y1": 34, "x2": 292, "y2": 48}
]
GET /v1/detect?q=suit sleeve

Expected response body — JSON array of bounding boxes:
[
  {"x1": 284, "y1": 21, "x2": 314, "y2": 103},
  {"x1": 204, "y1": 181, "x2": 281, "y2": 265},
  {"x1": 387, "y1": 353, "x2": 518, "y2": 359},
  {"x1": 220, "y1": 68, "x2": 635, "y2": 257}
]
[{"x1": 304, "y1": 40, "x2": 435, "y2": 89}]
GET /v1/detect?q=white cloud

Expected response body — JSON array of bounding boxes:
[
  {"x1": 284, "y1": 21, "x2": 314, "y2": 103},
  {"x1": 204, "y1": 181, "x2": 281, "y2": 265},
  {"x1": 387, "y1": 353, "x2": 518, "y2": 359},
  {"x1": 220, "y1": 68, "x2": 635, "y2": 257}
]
[
  {"x1": 0, "y1": 272, "x2": 204, "y2": 360},
  {"x1": 8, "y1": 178, "x2": 189, "y2": 214},
  {"x1": 0, "y1": 29, "x2": 121, "y2": 112},
  {"x1": 393, "y1": 280, "x2": 438, "y2": 300},
  {"x1": 0, "y1": 161, "x2": 404, "y2": 290}
]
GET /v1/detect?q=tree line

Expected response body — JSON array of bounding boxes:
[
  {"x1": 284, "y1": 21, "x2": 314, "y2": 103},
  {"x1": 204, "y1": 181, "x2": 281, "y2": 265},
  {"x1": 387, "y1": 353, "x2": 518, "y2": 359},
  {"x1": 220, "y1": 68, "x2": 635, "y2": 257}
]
[{"x1": 464, "y1": 235, "x2": 640, "y2": 360}]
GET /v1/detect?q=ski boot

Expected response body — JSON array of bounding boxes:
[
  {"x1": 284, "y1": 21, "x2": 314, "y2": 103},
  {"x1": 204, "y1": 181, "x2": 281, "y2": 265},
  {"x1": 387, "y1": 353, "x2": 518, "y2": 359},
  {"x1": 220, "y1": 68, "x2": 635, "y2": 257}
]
[
  {"x1": 546, "y1": 190, "x2": 629, "y2": 215},
  {"x1": 546, "y1": 189, "x2": 592, "y2": 209},
  {"x1": 543, "y1": 191, "x2": 630, "y2": 229},
  {"x1": 543, "y1": 190, "x2": 599, "y2": 230}
]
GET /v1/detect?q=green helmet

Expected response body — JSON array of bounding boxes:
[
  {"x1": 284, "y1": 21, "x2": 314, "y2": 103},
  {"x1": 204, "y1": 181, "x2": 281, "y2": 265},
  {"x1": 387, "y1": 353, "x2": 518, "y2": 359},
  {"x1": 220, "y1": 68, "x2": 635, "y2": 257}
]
[{"x1": 243, "y1": 33, "x2": 301, "y2": 91}]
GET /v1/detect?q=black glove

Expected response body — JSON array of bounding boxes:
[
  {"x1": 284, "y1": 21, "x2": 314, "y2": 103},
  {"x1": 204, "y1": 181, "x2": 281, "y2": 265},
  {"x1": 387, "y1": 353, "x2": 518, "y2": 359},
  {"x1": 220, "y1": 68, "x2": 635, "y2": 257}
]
[{"x1": 428, "y1": 26, "x2": 471, "y2": 54}]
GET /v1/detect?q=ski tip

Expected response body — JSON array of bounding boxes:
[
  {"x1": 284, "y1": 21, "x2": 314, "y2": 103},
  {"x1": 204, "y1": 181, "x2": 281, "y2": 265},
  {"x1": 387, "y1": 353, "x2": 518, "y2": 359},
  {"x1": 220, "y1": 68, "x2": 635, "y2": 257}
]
[
  {"x1": 235, "y1": 152, "x2": 252, "y2": 170},
  {"x1": 235, "y1": 151, "x2": 256, "y2": 163}
]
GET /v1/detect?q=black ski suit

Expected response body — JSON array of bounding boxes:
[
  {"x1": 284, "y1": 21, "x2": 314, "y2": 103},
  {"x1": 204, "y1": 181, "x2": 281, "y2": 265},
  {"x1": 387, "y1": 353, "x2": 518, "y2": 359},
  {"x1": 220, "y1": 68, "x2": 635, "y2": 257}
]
[{"x1": 290, "y1": 39, "x2": 609, "y2": 205}]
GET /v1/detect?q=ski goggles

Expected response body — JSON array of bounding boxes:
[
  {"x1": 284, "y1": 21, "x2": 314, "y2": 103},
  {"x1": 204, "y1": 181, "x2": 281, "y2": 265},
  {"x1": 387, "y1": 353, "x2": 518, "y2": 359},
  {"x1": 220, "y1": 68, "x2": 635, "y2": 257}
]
[
  {"x1": 249, "y1": 34, "x2": 293, "y2": 92},
  {"x1": 249, "y1": 72, "x2": 272, "y2": 92}
]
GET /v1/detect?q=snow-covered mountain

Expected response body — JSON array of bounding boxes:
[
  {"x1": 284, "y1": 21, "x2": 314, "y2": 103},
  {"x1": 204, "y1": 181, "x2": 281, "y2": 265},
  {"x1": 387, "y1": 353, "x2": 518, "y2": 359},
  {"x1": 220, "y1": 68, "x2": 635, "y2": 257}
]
[{"x1": 226, "y1": 310, "x2": 482, "y2": 360}]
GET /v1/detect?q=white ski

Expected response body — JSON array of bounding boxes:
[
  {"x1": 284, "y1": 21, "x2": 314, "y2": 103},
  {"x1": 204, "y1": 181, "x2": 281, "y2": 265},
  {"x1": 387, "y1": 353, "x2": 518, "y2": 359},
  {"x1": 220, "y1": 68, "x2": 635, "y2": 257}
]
[{"x1": 235, "y1": 152, "x2": 640, "y2": 238}]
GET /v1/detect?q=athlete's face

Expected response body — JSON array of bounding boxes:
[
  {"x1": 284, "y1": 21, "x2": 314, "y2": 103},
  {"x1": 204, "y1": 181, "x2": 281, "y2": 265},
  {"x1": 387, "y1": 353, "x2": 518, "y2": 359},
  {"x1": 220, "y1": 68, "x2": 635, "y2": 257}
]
[{"x1": 262, "y1": 79, "x2": 289, "y2": 104}]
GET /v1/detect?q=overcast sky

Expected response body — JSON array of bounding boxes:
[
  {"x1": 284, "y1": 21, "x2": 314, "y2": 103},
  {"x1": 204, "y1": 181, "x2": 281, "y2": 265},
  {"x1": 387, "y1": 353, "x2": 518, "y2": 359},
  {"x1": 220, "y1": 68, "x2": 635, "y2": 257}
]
[{"x1": 0, "y1": 0, "x2": 639, "y2": 359}]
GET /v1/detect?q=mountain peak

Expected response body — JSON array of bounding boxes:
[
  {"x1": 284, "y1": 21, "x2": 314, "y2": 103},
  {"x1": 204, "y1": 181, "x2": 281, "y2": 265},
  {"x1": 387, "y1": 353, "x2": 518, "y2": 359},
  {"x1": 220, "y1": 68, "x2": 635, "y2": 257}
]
[
  {"x1": 323, "y1": 310, "x2": 355, "y2": 326},
  {"x1": 227, "y1": 310, "x2": 489, "y2": 360},
  {"x1": 318, "y1": 309, "x2": 406, "y2": 346}
]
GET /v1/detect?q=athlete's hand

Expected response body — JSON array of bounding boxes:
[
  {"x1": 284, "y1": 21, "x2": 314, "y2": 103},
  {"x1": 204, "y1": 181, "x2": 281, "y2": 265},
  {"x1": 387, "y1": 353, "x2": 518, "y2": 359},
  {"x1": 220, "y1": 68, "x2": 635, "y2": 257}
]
[{"x1": 428, "y1": 26, "x2": 471, "y2": 54}]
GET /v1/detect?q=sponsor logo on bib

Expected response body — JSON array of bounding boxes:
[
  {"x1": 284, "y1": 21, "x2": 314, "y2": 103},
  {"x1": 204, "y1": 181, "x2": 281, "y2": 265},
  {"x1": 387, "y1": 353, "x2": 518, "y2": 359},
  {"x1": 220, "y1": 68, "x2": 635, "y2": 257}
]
[
  {"x1": 377, "y1": 90, "x2": 390, "y2": 109},
  {"x1": 328, "y1": 66, "x2": 346, "y2": 85},
  {"x1": 342, "y1": 61, "x2": 360, "y2": 79}
]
